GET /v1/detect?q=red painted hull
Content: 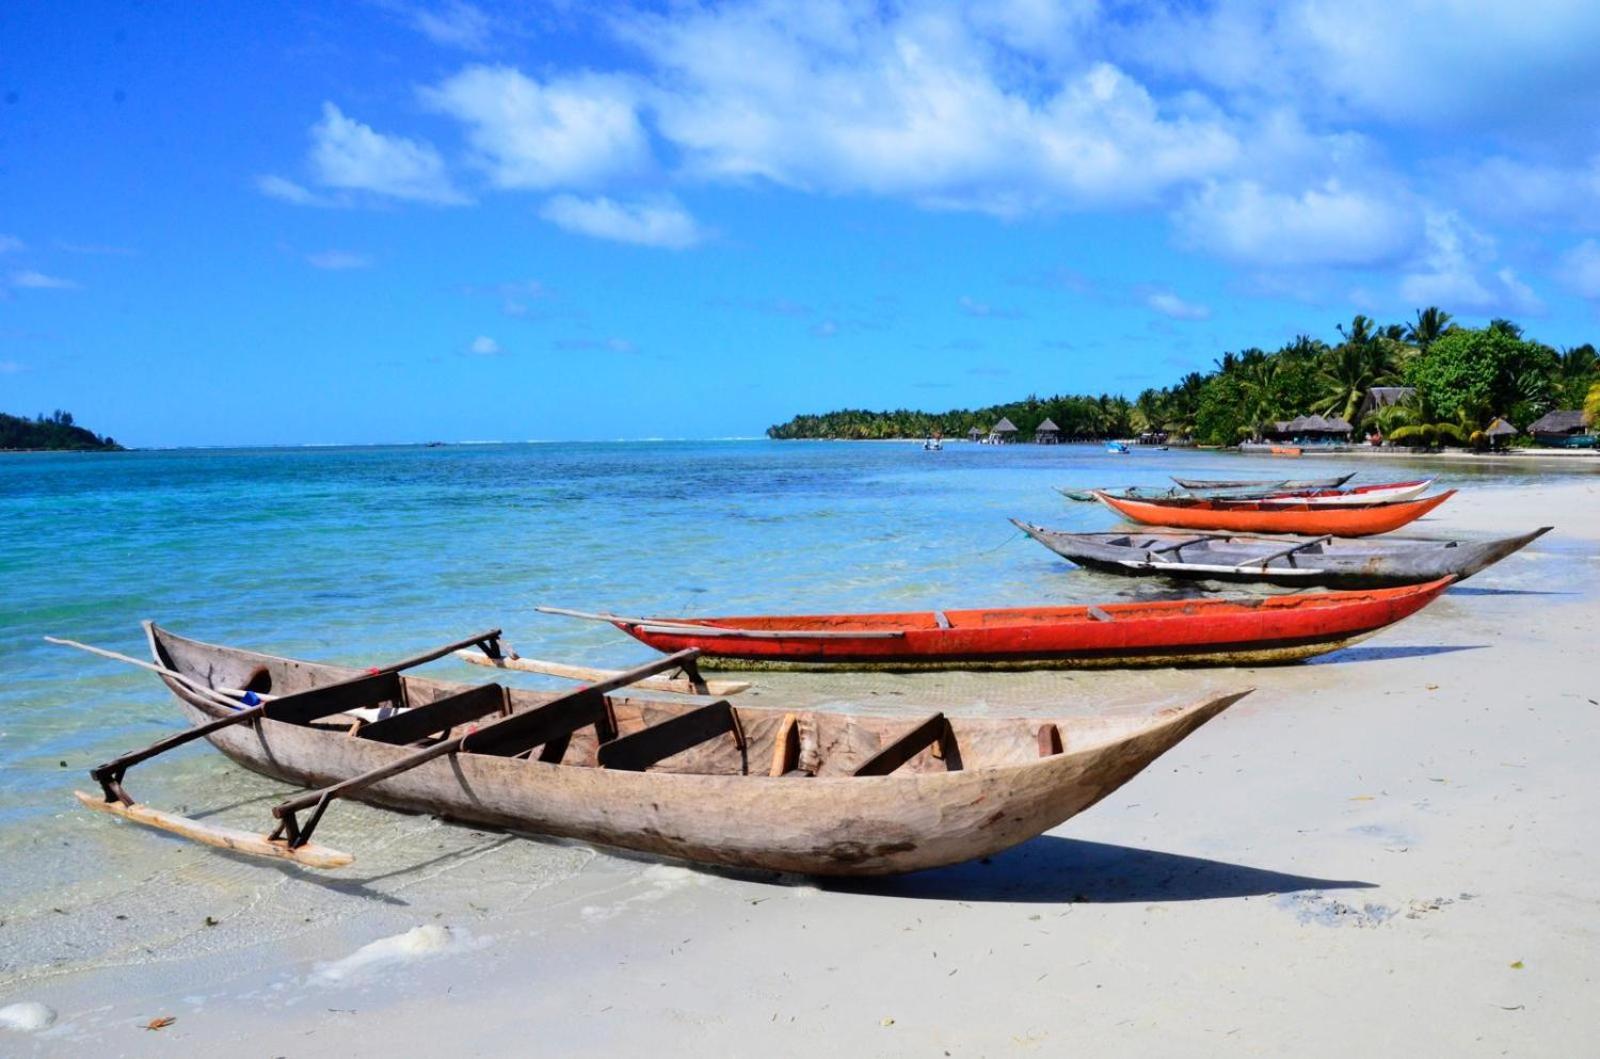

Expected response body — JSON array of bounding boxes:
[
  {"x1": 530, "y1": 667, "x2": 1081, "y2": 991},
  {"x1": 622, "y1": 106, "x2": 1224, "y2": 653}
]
[
  {"x1": 611, "y1": 578, "x2": 1455, "y2": 669},
  {"x1": 1095, "y1": 489, "x2": 1456, "y2": 536}
]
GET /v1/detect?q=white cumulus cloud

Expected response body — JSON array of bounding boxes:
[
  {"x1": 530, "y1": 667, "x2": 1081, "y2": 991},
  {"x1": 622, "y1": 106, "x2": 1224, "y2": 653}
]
[
  {"x1": 410, "y1": 1, "x2": 493, "y2": 51},
  {"x1": 466, "y1": 335, "x2": 503, "y2": 355},
  {"x1": 310, "y1": 103, "x2": 468, "y2": 205},
  {"x1": 1144, "y1": 290, "x2": 1212, "y2": 321},
  {"x1": 1398, "y1": 210, "x2": 1543, "y2": 315},
  {"x1": 1173, "y1": 178, "x2": 1420, "y2": 268},
  {"x1": 539, "y1": 194, "x2": 704, "y2": 248},
  {"x1": 10, "y1": 270, "x2": 79, "y2": 290},
  {"x1": 422, "y1": 66, "x2": 650, "y2": 190},
  {"x1": 1556, "y1": 239, "x2": 1600, "y2": 300},
  {"x1": 305, "y1": 250, "x2": 373, "y2": 270}
]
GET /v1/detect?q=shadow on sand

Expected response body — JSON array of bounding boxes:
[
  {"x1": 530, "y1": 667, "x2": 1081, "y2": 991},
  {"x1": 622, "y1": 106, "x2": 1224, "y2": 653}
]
[
  {"x1": 1307, "y1": 643, "x2": 1483, "y2": 665},
  {"x1": 824, "y1": 835, "x2": 1372, "y2": 904}
]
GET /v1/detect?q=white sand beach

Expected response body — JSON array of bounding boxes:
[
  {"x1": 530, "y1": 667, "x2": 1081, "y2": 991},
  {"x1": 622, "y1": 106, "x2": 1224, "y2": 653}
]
[{"x1": 4, "y1": 477, "x2": 1598, "y2": 1057}]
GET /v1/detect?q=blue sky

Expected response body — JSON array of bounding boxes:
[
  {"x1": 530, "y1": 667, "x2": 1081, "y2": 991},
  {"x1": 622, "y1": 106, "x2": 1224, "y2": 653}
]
[{"x1": 5, "y1": 1, "x2": 1600, "y2": 445}]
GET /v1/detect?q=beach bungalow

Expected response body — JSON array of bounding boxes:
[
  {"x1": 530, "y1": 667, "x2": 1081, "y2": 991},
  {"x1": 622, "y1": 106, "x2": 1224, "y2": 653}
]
[
  {"x1": 1526, "y1": 409, "x2": 1596, "y2": 448},
  {"x1": 966, "y1": 426, "x2": 983, "y2": 442},
  {"x1": 986, "y1": 417, "x2": 1019, "y2": 444},
  {"x1": 1357, "y1": 386, "x2": 1417, "y2": 422},
  {"x1": 1034, "y1": 417, "x2": 1061, "y2": 444},
  {"x1": 1484, "y1": 417, "x2": 1517, "y2": 451}
]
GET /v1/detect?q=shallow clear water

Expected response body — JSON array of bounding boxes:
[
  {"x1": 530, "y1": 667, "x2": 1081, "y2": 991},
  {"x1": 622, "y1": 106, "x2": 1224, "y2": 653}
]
[{"x1": 1, "y1": 440, "x2": 1592, "y2": 986}]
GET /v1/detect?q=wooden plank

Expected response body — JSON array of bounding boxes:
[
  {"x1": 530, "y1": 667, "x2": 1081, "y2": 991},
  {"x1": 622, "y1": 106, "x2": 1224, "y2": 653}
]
[
  {"x1": 459, "y1": 688, "x2": 610, "y2": 758},
  {"x1": 597, "y1": 700, "x2": 745, "y2": 773},
  {"x1": 359, "y1": 684, "x2": 508, "y2": 745},
  {"x1": 75, "y1": 790, "x2": 353, "y2": 869},
  {"x1": 769, "y1": 713, "x2": 799, "y2": 777},
  {"x1": 1037, "y1": 723, "x2": 1063, "y2": 757},
  {"x1": 266, "y1": 671, "x2": 403, "y2": 725},
  {"x1": 852, "y1": 714, "x2": 951, "y2": 777},
  {"x1": 454, "y1": 650, "x2": 751, "y2": 696},
  {"x1": 1235, "y1": 534, "x2": 1333, "y2": 570}
]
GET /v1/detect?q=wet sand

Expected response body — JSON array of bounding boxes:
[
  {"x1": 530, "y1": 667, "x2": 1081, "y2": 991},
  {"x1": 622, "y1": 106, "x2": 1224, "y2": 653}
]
[{"x1": 4, "y1": 478, "x2": 1598, "y2": 1056}]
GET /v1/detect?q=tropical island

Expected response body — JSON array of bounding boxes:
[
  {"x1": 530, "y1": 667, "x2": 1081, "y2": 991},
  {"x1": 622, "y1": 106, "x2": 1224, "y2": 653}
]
[
  {"x1": 0, "y1": 410, "x2": 123, "y2": 451},
  {"x1": 768, "y1": 309, "x2": 1600, "y2": 449}
]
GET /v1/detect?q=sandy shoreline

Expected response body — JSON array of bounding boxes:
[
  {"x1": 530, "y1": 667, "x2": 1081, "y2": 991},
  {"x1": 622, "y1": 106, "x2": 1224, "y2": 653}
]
[{"x1": 4, "y1": 477, "x2": 1598, "y2": 1056}]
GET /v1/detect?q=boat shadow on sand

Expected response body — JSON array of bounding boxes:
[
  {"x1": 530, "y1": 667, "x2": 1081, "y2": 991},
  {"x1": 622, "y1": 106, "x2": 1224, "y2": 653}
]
[
  {"x1": 1307, "y1": 643, "x2": 1483, "y2": 664},
  {"x1": 820, "y1": 836, "x2": 1373, "y2": 904}
]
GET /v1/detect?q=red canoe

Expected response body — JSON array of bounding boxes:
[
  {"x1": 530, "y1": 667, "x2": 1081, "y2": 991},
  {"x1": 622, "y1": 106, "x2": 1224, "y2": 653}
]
[
  {"x1": 1093, "y1": 489, "x2": 1456, "y2": 536},
  {"x1": 538, "y1": 578, "x2": 1453, "y2": 670}
]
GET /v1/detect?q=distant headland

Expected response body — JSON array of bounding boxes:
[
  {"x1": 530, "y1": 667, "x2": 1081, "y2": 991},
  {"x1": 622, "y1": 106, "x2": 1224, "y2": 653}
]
[{"x1": 0, "y1": 411, "x2": 123, "y2": 452}]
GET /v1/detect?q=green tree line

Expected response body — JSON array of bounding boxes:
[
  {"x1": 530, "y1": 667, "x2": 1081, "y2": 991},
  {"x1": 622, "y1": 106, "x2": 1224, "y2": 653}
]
[
  {"x1": 0, "y1": 410, "x2": 123, "y2": 451},
  {"x1": 768, "y1": 309, "x2": 1600, "y2": 446}
]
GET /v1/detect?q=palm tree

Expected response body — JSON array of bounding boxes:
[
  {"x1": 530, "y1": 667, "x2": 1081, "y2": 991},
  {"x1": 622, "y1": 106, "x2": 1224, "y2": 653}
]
[
  {"x1": 1557, "y1": 344, "x2": 1598, "y2": 405},
  {"x1": 1316, "y1": 340, "x2": 1399, "y2": 424},
  {"x1": 1335, "y1": 314, "x2": 1376, "y2": 347},
  {"x1": 1403, "y1": 307, "x2": 1453, "y2": 350}
]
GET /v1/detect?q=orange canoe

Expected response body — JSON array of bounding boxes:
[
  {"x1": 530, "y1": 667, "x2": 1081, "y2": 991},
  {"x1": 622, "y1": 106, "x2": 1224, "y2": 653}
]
[{"x1": 1093, "y1": 489, "x2": 1456, "y2": 536}]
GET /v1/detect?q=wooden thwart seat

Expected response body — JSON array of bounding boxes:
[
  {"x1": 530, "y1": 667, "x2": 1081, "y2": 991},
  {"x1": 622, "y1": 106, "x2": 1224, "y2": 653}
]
[
  {"x1": 268, "y1": 670, "x2": 404, "y2": 724},
  {"x1": 359, "y1": 683, "x2": 509, "y2": 745},
  {"x1": 597, "y1": 700, "x2": 746, "y2": 773},
  {"x1": 459, "y1": 687, "x2": 614, "y2": 760},
  {"x1": 852, "y1": 713, "x2": 961, "y2": 776}
]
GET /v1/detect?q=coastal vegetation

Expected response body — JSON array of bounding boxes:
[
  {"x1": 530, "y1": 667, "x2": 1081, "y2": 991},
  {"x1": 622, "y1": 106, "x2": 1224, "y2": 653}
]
[
  {"x1": 767, "y1": 309, "x2": 1600, "y2": 446},
  {"x1": 0, "y1": 410, "x2": 122, "y2": 451}
]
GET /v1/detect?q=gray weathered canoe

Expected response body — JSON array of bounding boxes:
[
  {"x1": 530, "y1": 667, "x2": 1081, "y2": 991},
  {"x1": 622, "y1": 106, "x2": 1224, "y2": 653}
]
[
  {"x1": 126, "y1": 624, "x2": 1249, "y2": 876},
  {"x1": 1011, "y1": 520, "x2": 1551, "y2": 588},
  {"x1": 1170, "y1": 473, "x2": 1355, "y2": 490}
]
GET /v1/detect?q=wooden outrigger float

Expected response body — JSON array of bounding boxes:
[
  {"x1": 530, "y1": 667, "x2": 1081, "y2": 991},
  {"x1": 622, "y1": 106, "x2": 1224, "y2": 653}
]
[
  {"x1": 538, "y1": 578, "x2": 1454, "y2": 670},
  {"x1": 59, "y1": 624, "x2": 1251, "y2": 876},
  {"x1": 1012, "y1": 521, "x2": 1551, "y2": 588}
]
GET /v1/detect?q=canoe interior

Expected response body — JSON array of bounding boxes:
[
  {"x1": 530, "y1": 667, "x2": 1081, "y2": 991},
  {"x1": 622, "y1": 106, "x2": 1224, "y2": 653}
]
[{"x1": 150, "y1": 627, "x2": 1198, "y2": 779}]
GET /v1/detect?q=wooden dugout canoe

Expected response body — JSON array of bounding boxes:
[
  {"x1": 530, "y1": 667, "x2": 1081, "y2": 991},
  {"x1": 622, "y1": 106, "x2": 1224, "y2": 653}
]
[
  {"x1": 1012, "y1": 520, "x2": 1551, "y2": 589},
  {"x1": 1093, "y1": 488, "x2": 1456, "y2": 536},
  {"x1": 100, "y1": 624, "x2": 1251, "y2": 876},
  {"x1": 1252, "y1": 479, "x2": 1432, "y2": 506},
  {"x1": 1171, "y1": 473, "x2": 1355, "y2": 490},
  {"x1": 543, "y1": 578, "x2": 1454, "y2": 670}
]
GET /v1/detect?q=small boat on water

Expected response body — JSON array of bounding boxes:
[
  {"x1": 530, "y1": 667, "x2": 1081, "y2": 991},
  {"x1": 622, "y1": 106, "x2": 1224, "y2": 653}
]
[
  {"x1": 1106, "y1": 441, "x2": 1131, "y2": 454},
  {"x1": 1270, "y1": 445, "x2": 1302, "y2": 457},
  {"x1": 539, "y1": 578, "x2": 1454, "y2": 670},
  {"x1": 1093, "y1": 489, "x2": 1455, "y2": 536},
  {"x1": 1012, "y1": 521, "x2": 1551, "y2": 588},
  {"x1": 1171, "y1": 474, "x2": 1355, "y2": 491},
  {"x1": 68, "y1": 624, "x2": 1251, "y2": 877}
]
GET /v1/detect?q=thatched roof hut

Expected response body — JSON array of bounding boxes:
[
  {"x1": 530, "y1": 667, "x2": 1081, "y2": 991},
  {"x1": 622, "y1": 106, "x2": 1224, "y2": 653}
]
[
  {"x1": 1485, "y1": 417, "x2": 1517, "y2": 438},
  {"x1": 1527, "y1": 409, "x2": 1587, "y2": 436},
  {"x1": 1357, "y1": 386, "x2": 1416, "y2": 421},
  {"x1": 1034, "y1": 417, "x2": 1060, "y2": 444},
  {"x1": 966, "y1": 426, "x2": 982, "y2": 440},
  {"x1": 1322, "y1": 415, "x2": 1354, "y2": 435},
  {"x1": 991, "y1": 417, "x2": 1018, "y2": 433}
]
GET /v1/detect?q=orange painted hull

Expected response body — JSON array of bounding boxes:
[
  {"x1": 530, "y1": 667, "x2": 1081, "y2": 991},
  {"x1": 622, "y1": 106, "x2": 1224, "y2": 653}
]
[
  {"x1": 611, "y1": 578, "x2": 1454, "y2": 669},
  {"x1": 1094, "y1": 489, "x2": 1456, "y2": 536}
]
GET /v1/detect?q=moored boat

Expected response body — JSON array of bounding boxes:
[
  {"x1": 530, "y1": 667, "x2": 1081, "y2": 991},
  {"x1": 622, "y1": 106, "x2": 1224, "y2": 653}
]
[
  {"x1": 1011, "y1": 521, "x2": 1551, "y2": 588},
  {"x1": 1171, "y1": 474, "x2": 1355, "y2": 490},
  {"x1": 73, "y1": 624, "x2": 1252, "y2": 877},
  {"x1": 1254, "y1": 479, "x2": 1432, "y2": 506},
  {"x1": 539, "y1": 578, "x2": 1454, "y2": 670},
  {"x1": 1092, "y1": 489, "x2": 1456, "y2": 536}
]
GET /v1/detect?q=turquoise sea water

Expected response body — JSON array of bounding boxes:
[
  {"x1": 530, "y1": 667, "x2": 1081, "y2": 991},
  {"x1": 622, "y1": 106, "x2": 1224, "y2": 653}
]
[{"x1": 1, "y1": 440, "x2": 1594, "y2": 987}]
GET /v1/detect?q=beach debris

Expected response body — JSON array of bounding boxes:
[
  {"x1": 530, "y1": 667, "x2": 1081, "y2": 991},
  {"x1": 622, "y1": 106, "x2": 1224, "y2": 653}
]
[
  {"x1": 313, "y1": 924, "x2": 456, "y2": 983},
  {"x1": 881, "y1": 1017, "x2": 895, "y2": 1027},
  {"x1": 1277, "y1": 892, "x2": 1396, "y2": 927},
  {"x1": 145, "y1": 1016, "x2": 176, "y2": 1031},
  {"x1": 1510, "y1": 960, "x2": 1525, "y2": 969},
  {"x1": 0, "y1": 1002, "x2": 57, "y2": 1032},
  {"x1": 203, "y1": 915, "x2": 218, "y2": 927}
]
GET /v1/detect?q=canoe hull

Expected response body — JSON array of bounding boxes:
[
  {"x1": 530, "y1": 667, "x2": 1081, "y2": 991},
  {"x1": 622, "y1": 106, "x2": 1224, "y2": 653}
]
[
  {"x1": 614, "y1": 579, "x2": 1454, "y2": 670},
  {"x1": 1094, "y1": 489, "x2": 1456, "y2": 536},
  {"x1": 144, "y1": 627, "x2": 1245, "y2": 876},
  {"x1": 1014, "y1": 523, "x2": 1551, "y2": 589}
]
